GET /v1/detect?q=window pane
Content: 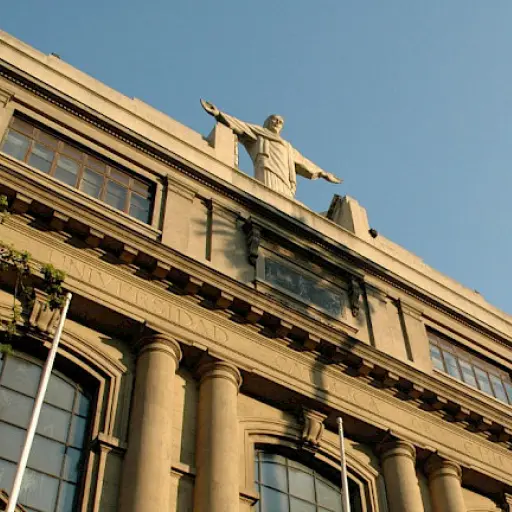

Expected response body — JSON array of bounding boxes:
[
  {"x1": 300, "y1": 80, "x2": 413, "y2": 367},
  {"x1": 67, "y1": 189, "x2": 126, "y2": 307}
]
[
  {"x1": 69, "y1": 415, "x2": 87, "y2": 448},
  {"x1": 62, "y1": 447, "x2": 82, "y2": 483},
  {"x1": 76, "y1": 393, "x2": 90, "y2": 417},
  {"x1": 288, "y1": 467, "x2": 315, "y2": 501},
  {"x1": 489, "y1": 374, "x2": 509, "y2": 403},
  {"x1": 80, "y1": 168, "x2": 103, "y2": 198},
  {"x1": 442, "y1": 352, "x2": 461, "y2": 380},
  {"x1": 2, "y1": 356, "x2": 41, "y2": 396},
  {"x1": 458, "y1": 359, "x2": 478, "y2": 388},
  {"x1": 57, "y1": 482, "x2": 77, "y2": 512},
  {"x1": 260, "y1": 486, "x2": 288, "y2": 512},
  {"x1": 474, "y1": 367, "x2": 493, "y2": 395},
  {"x1": 0, "y1": 458, "x2": 16, "y2": 493},
  {"x1": 316, "y1": 479, "x2": 342, "y2": 512},
  {"x1": 46, "y1": 374, "x2": 75, "y2": 411},
  {"x1": 38, "y1": 131, "x2": 59, "y2": 150},
  {"x1": 85, "y1": 155, "x2": 106, "y2": 173},
  {"x1": 54, "y1": 156, "x2": 80, "y2": 187},
  {"x1": 105, "y1": 180, "x2": 128, "y2": 211},
  {"x1": 504, "y1": 382, "x2": 512, "y2": 404},
  {"x1": 132, "y1": 180, "x2": 149, "y2": 195},
  {"x1": 37, "y1": 403, "x2": 71, "y2": 443},
  {"x1": 28, "y1": 143, "x2": 55, "y2": 173},
  {"x1": 1, "y1": 130, "x2": 31, "y2": 160},
  {"x1": 0, "y1": 422, "x2": 24, "y2": 462},
  {"x1": 61, "y1": 143, "x2": 83, "y2": 161},
  {"x1": 29, "y1": 435, "x2": 65, "y2": 477},
  {"x1": 12, "y1": 118, "x2": 34, "y2": 136},
  {"x1": 429, "y1": 344, "x2": 445, "y2": 371},
  {"x1": 109, "y1": 168, "x2": 130, "y2": 185},
  {"x1": 289, "y1": 496, "x2": 315, "y2": 512},
  {"x1": 19, "y1": 469, "x2": 59, "y2": 512},
  {"x1": 0, "y1": 388, "x2": 34, "y2": 428},
  {"x1": 260, "y1": 462, "x2": 287, "y2": 492},
  {"x1": 129, "y1": 193, "x2": 151, "y2": 223}
]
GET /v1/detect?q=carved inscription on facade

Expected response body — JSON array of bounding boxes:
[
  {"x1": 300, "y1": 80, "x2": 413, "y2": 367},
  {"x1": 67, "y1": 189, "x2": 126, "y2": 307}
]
[{"x1": 48, "y1": 252, "x2": 228, "y2": 344}]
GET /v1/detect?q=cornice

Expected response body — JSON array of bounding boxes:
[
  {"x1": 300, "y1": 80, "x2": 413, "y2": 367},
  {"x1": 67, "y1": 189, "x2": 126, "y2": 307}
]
[
  {"x1": 2, "y1": 212, "x2": 512, "y2": 456},
  {"x1": 1, "y1": 64, "x2": 511, "y2": 348}
]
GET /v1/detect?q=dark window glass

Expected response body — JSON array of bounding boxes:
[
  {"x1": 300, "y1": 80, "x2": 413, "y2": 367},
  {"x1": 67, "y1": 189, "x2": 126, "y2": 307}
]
[
  {"x1": 429, "y1": 344, "x2": 445, "y2": 371},
  {"x1": 80, "y1": 169, "x2": 103, "y2": 199},
  {"x1": 458, "y1": 359, "x2": 478, "y2": 388},
  {"x1": 254, "y1": 451, "x2": 357, "y2": 512},
  {"x1": 489, "y1": 374, "x2": 509, "y2": 403},
  {"x1": 105, "y1": 180, "x2": 128, "y2": 210},
  {"x1": 474, "y1": 367, "x2": 493, "y2": 395},
  {"x1": 1, "y1": 117, "x2": 153, "y2": 223},
  {"x1": 1, "y1": 131, "x2": 30, "y2": 160},
  {"x1": 442, "y1": 352, "x2": 461, "y2": 380},
  {"x1": 54, "y1": 156, "x2": 80, "y2": 187},
  {"x1": 27, "y1": 143, "x2": 55, "y2": 173},
  {"x1": 0, "y1": 354, "x2": 91, "y2": 512},
  {"x1": 429, "y1": 333, "x2": 512, "y2": 405}
]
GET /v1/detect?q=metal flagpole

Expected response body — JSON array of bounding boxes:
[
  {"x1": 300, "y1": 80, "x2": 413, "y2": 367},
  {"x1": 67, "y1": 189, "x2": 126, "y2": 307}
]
[
  {"x1": 337, "y1": 417, "x2": 351, "y2": 512},
  {"x1": 6, "y1": 292, "x2": 72, "y2": 512}
]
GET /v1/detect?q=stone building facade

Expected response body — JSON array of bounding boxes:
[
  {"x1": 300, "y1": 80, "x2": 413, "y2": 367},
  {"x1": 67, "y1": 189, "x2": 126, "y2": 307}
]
[{"x1": 0, "y1": 30, "x2": 511, "y2": 512}]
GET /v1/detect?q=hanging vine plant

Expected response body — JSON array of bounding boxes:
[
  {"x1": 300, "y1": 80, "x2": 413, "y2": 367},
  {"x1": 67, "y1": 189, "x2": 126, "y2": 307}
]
[{"x1": 0, "y1": 195, "x2": 67, "y2": 352}]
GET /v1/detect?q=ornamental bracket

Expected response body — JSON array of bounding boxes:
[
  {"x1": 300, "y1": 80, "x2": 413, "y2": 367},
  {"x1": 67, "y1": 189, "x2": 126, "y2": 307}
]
[
  {"x1": 348, "y1": 277, "x2": 362, "y2": 318},
  {"x1": 242, "y1": 218, "x2": 262, "y2": 266}
]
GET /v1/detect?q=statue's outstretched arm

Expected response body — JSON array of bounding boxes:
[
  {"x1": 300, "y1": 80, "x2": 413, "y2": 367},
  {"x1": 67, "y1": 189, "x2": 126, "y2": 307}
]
[
  {"x1": 201, "y1": 99, "x2": 258, "y2": 141},
  {"x1": 293, "y1": 148, "x2": 342, "y2": 184}
]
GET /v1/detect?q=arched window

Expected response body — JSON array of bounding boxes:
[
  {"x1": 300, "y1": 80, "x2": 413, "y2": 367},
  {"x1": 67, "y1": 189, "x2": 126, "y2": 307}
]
[
  {"x1": 254, "y1": 451, "x2": 363, "y2": 512},
  {"x1": 0, "y1": 353, "x2": 92, "y2": 512}
]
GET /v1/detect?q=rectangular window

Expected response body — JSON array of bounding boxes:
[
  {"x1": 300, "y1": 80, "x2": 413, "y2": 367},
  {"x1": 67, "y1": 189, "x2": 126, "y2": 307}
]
[
  {"x1": 428, "y1": 331, "x2": 512, "y2": 405},
  {"x1": 1, "y1": 116, "x2": 153, "y2": 224}
]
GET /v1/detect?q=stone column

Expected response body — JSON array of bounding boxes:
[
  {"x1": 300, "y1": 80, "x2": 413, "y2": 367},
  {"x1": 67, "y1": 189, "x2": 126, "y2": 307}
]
[
  {"x1": 426, "y1": 456, "x2": 466, "y2": 512},
  {"x1": 119, "y1": 334, "x2": 182, "y2": 512},
  {"x1": 379, "y1": 440, "x2": 424, "y2": 512},
  {"x1": 194, "y1": 361, "x2": 242, "y2": 512}
]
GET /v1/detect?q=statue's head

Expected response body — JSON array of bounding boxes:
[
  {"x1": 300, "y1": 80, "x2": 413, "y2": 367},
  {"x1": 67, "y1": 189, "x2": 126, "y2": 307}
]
[{"x1": 264, "y1": 114, "x2": 284, "y2": 134}]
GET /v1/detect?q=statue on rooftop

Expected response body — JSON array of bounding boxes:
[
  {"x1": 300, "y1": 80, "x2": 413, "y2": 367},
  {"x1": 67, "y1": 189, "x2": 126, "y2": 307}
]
[{"x1": 201, "y1": 99, "x2": 342, "y2": 198}]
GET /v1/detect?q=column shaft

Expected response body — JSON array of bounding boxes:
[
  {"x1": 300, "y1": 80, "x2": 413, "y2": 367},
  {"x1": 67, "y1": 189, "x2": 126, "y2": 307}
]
[
  {"x1": 380, "y1": 440, "x2": 425, "y2": 512},
  {"x1": 426, "y1": 457, "x2": 466, "y2": 512},
  {"x1": 119, "y1": 335, "x2": 182, "y2": 512},
  {"x1": 194, "y1": 361, "x2": 242, "y2": 512}
]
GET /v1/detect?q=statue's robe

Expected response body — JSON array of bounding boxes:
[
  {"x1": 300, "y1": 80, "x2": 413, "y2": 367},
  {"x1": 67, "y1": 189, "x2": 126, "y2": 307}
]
[{"x1": 213, "y1": 111, "x2": 324, "y2": 198}]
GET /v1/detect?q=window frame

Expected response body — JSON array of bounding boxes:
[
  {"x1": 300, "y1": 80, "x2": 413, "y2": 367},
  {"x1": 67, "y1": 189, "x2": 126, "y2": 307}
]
[
  {"x1": 253, "y1": 448, "x2": 363, "y2": 512},
  {"x1": 0, "y1": 351, "x2": 94, "y2": 512},
  {"x1": 428, "y1": 330, "x2": 512, "y2": 405},
  {"x1": 0, "y1": 117, "x2": 156, "y2": 226}
]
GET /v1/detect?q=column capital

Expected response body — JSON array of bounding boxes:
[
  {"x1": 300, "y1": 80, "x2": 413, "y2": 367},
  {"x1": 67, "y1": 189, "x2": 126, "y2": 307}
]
[
  {"x1": 425, "y1": 455, "x2": 462, "y2": 481},
  {"x1": 378, "y1": 439, "x2": 417, "y2": 463},
  {"x1": 197, "y1": 360, "x2": 242, "y2": 390},
  {"x1": 136, "y1": 334, "x2": 182, "y2": 364}
]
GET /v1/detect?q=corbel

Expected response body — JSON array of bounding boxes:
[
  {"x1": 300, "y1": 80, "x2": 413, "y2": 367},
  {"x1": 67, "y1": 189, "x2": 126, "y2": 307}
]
[
  {"x1": 242, "y1": 217, "x2": 262, "y2": 266},
  {"x1": 119, "y1": 244, "x2": 138, "y2": 264},
  {"x1": 85, "y1": 228, "x2": 105, "y2": 248},
  {"x1": 29, "y1": 289, "x2": 61, "y2": 335},
  {"x1": 301, "y1": 408, "x2": 328, "y2": 451},
  {"x1": 49, "y1": 211, "x2": 69, "y2": 231},
  {"x1": 348, "y1": 277, "x2": 362, "y2": 318}
]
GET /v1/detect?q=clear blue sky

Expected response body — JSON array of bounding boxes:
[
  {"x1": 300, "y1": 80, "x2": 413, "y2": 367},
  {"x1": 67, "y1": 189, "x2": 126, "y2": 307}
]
[{"x1": 3, "y1": 2, "x2": 512, "y2": 315}]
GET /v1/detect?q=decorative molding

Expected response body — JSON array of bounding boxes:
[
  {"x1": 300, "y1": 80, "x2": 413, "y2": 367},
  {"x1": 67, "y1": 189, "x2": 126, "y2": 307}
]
[
  {"x1": 301, "y1": 408, "x2": 327, "y2": 450},
  {"x1": 348, "y1": 277, "x2": 362, "y2": 318},
  {"x1": 243, "y1": 218, "x2": 262, "y2": 266},
  {"x1": 28, "y1": 289, "x2": 60, "y2": 334},
  {"x1": 0, "y1": 85, "x2": 14, "y2": 107}
]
